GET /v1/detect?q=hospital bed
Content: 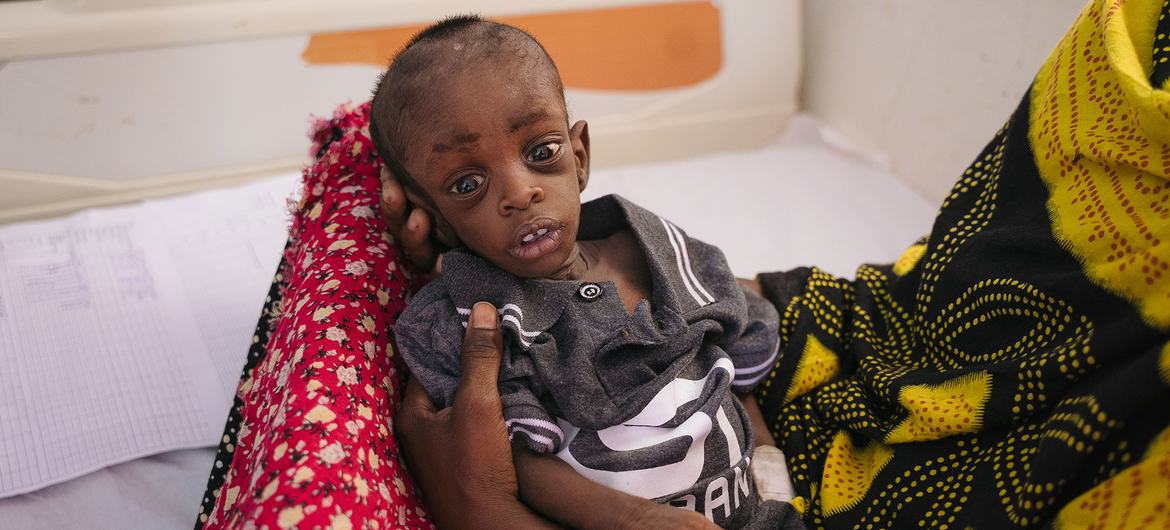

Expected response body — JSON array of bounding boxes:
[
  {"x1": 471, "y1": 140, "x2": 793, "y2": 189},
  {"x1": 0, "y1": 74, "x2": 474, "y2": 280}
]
[{"x1": 0, "y1": 0, "x2": 1081, "y2": 528}]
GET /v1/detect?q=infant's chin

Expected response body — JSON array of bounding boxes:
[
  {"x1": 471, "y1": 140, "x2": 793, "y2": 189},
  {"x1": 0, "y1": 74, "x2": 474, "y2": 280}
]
[
  {"x1": 502, "y1": 259, "x2": 564, "y2": 280},
  {"x1": 502, "y1": 248, "x2": 576, "y2": 280}
]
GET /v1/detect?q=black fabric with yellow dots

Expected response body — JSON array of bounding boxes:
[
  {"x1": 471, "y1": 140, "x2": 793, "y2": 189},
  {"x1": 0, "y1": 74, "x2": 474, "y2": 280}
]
[
  {"x1": 754, "y1": 1, "x2": 1170, "y2": 528},
  {"x1": 1154, "y1": 0, "x2": 1170, "y2": 87}
]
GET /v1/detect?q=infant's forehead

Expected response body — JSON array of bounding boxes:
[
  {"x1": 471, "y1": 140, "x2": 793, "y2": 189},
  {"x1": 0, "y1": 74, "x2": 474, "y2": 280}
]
[
  {"x1": 414, "y1": 50, "x2": 565, "y2": 115},
  {"x1": 393, "y1": 30, "x2": 567, "y2": 146},
  {"x1": 433, "y1": 40, "x2": 554, "y2": 80}
]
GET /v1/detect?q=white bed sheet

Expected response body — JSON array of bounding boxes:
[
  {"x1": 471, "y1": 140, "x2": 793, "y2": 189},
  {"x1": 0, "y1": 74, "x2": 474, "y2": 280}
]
[{"x1": 0, "y1": 119, "x2": 938, "y2": 530}]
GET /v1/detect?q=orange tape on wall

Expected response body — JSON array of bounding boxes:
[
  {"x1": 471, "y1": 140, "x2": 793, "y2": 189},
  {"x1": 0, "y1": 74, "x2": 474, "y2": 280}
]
[{"x1": 302, "y1": 2, "x2": 722, "y2": 91}]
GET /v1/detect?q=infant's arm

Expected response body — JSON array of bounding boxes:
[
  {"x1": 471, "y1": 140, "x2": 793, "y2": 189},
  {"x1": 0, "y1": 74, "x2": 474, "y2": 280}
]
[
  {"x1": 501, "y1": 381, "x2": 714, "y2": 528},
  {"x1": 726, "y1": 285, "x2": 783, "y2": 395},
  {"x1": 737, "y1": 391, "x2": 778, "y2": 448},
  {"x1": 512, "y1": 442, "x2": 717, "y2": 530},
  {"x1": 728, "y1": 285, "x2": 799, "y2": 502},
  {"x1": 512, "y1": 442, "x2": 633, "y2": 528}
]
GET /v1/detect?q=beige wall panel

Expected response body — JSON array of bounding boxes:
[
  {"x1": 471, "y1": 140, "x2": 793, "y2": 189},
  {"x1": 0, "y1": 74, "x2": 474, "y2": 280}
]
[{"x1": 801, "y1": 0, "x2": 1085, "y2": 203}]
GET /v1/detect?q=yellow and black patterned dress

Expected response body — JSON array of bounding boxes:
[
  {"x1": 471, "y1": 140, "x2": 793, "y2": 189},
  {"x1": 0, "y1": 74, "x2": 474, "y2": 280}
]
[{"x1": 754, "y1": 1, "x2": 1170, "y2": 528}]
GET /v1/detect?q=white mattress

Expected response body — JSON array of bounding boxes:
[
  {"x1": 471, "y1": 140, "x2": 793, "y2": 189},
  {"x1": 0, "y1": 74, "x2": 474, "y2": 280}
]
[{"x1": 0, "y1": 118, "x2": 937, "y2": 529}]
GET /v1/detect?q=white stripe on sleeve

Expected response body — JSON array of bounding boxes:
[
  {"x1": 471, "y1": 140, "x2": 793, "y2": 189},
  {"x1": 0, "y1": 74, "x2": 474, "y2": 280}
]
[
  {"x1": 664, "y1": 220, "x2": 715, "y2": 304},
  {"x1": 660, "y1": 218, "x2": 709, "y2": 306}
]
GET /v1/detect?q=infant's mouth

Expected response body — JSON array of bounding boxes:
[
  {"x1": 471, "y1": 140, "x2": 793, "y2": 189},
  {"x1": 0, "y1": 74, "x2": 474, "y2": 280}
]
[{"x1": 509, "y1": 218, "x2": 565, "y2": 260}]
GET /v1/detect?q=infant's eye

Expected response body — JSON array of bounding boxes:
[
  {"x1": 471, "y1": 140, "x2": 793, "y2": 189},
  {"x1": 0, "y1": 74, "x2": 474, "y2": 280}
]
[
  {"x1": 448, "y1": 174, "x2": 485, "y2": 195},
  {"x1": 528, "y1": 142, "x2": 562, "y2": 163}
]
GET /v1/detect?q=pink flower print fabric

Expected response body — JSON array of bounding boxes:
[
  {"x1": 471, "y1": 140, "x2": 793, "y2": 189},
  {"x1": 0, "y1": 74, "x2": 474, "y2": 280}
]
[{"x1": 197, "y1": 102, "x2": 435, "y2": 529}]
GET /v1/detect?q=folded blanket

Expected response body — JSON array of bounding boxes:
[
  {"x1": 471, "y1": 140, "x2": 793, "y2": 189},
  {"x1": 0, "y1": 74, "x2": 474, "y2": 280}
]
[{"x1": 754, "y1": 0, "x2": 1170, "y2": 528}]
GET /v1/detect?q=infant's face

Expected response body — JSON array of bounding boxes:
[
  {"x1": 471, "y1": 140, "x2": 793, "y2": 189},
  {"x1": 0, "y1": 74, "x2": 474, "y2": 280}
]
[{"x1": 401, "y1": 61, "x2": 590, "y2": 278}]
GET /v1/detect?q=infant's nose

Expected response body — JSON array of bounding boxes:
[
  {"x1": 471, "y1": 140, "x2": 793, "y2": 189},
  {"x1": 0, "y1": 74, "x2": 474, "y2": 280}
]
[{"x1": 500, "y1": 178, "x2": 544, "y2": 215}]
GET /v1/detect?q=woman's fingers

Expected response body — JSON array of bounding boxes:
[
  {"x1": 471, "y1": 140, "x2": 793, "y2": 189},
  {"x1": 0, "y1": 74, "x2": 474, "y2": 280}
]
[
  {"x1": 379, "y1": 166, "x2": 441, "y2": 272},
  {"x1": 452, "y1": 302, "x2": 504, "y2": 417},
  {"x1": 400, "y1": 376, "x2": 437, "y2": 416},
  {"x1": 403, "y1": 208, "x2": 440, "y2": 272},
  {"x1": 394, "y1": 301, "x2": 530, "y2": 527},
  {"x1": 379, "y1": 166, "x2": 409, "y2": 234}
]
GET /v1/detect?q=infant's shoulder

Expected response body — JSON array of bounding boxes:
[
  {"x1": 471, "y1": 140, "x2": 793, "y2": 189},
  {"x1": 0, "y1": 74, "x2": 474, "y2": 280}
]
[
  {"x1": 403, "y1": 274, "x2": 452, "y2": 307},
  {"x1": 393, "y1": 278, "x2": 471, "y2": 382},
  {"x1": 585, "y1": 196, "x2": 713, "y2": 254},
  {"x1": 614, "y1": 198, "x2": 743, "y2": 301},
  {"x1": 641, "y1": 213, "x2": 731, "y2": 275}
]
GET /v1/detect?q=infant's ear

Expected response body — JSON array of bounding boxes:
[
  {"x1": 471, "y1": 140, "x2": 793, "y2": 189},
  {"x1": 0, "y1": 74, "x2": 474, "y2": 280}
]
[{"x1": 570, "y1": 120, "x2": 590, "y2": 191}]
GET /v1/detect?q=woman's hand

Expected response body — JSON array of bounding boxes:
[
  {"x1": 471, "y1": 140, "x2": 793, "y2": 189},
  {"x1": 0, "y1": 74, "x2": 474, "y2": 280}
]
[
  {"x1": 380, "y1": 166, "x2": 443, "y2": 273},
  {"x1": 395, "y1": 302, "x2": 556, "y2": 529}
]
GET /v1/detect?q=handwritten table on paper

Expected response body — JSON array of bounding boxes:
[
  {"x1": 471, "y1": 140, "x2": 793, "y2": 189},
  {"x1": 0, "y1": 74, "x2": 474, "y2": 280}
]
[{"x1": 0, "y1": 175, "x2": 296, "y2": 498}]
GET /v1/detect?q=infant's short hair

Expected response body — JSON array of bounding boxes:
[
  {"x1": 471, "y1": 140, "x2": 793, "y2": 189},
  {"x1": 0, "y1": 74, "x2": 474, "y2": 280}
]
[{"x1": 369, "y1": 15, "x2": 566, "y2": 198}]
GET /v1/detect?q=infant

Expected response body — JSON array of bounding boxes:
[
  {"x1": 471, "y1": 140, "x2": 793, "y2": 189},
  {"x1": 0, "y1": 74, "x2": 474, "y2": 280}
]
[{"x1": 374, "y1": 16, "x2": 800, "y2": 529}]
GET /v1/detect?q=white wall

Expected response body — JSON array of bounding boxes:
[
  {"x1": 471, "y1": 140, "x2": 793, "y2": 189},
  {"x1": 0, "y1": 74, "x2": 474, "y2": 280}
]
[
  {"x1": 1, "y1": 0, "x2": 1092, "y2": 217},
  {"x1": 801, "y1": 0, "x2": 1086, "y2": 203},
  {"x1": 0, "y1": 0, "x2": 801, "y2": 222}
]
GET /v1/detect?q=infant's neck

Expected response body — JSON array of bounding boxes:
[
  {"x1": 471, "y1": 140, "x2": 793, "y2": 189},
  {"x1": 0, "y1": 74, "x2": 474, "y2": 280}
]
[
  {"x1": 544, "y1": 241, "x2": 595, "y2": 282},
  {"x1": 541, "y1": 235, "x2": 630, "y2": 284},
  {"x1": 538, "y1": 231, "x2": 652, "y2": 315}
]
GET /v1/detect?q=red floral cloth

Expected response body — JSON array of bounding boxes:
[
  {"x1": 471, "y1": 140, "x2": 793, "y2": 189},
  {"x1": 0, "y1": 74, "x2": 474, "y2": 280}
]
[{"x1": 202, "y1": 102, "x2": 433, "y2": 529}]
